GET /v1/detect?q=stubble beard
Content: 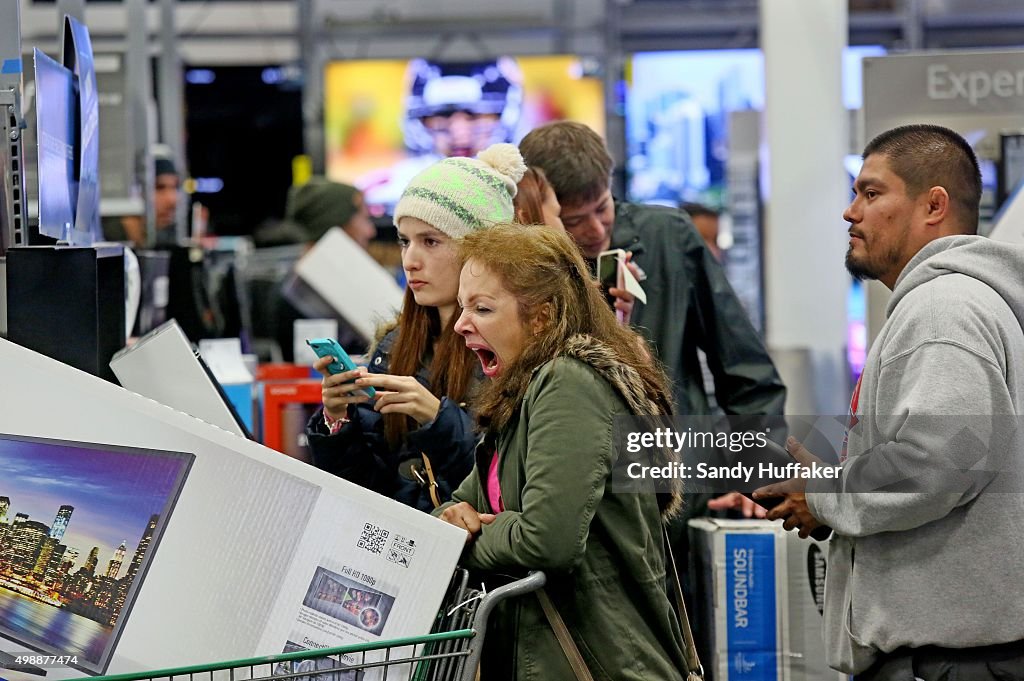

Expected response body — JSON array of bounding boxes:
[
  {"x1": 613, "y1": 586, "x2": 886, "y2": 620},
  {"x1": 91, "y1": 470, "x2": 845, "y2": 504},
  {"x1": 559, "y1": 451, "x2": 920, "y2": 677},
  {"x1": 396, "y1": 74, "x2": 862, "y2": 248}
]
[
  {"x1": 845, "y1": 245, "x2": 875, "y2": 281},
  {"x1": 845, "y1": 241, "x2": 903, "y2": 282}
]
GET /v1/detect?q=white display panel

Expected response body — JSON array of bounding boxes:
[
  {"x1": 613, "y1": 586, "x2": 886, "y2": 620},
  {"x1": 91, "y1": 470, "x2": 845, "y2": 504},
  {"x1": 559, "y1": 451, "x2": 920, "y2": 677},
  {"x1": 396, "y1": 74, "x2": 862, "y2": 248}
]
[{"x1": 0, "y1": 338, "x2": 464, "y2": 680}]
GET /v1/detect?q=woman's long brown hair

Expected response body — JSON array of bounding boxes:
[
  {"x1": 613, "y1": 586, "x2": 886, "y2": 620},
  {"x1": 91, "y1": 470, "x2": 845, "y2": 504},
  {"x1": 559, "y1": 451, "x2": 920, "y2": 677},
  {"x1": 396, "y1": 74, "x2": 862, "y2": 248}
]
[
  {"x1": 513, "y1": 167, "x2": 552, "y2": 226},
  {"x1": 458, "y1": 223, "x2": 673, "y2": 432},
  {"x1": 383, "y1": 286, "x2": 477, "y2": 447}
]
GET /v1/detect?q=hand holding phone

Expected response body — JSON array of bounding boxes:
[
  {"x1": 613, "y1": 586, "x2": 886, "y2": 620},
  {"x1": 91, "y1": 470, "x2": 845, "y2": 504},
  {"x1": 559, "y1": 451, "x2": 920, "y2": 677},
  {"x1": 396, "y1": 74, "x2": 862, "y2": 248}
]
[
  {"x1": 597, "y1": 249, "x2": 648, "y2": 324},
  {"x1": 597, "y1": 249, "x2": 627, "y2": 322},
  {"x1": 306, "y1": 338, "x2": 376, "y2": 398},
  {"x1": 747, "y1": 436, "x2": 832, "y2": 540},
  {"x1": 597, "y1": 248, "x2": 625, "y2": 291}
]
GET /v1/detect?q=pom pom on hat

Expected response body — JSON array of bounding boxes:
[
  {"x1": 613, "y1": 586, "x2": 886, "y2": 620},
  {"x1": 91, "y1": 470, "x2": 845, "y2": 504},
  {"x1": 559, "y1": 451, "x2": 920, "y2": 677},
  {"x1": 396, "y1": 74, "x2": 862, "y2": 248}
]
[
  {"x1": 477, "y1": 143, "x2": 527, "y2": 184},
  {"x1": 393, "y1": 143, "x2": 527, "y2": 239}
]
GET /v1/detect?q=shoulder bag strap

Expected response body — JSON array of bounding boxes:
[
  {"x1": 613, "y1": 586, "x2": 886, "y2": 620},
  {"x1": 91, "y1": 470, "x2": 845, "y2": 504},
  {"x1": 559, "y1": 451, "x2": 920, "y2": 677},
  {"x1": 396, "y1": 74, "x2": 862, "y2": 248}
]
[
  {"x1": 536, "y1": 588, "x2": 595, "y2": 681},
  {"x1": 663, "y1": 525, "x2": 705, "y2": 681},
  {"x1": 420, "y1": 453, "x2": 442, "y2": 509}
]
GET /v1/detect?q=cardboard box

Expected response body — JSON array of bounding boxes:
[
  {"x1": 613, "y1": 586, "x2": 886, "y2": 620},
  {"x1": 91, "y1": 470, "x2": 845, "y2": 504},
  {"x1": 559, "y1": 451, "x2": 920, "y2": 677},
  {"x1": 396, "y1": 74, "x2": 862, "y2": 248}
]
[
  {"x1": 0, "y1": 337, "x2": 465, "y2": 680},
  {"x1": 294, "y1": 228, "x2": 404, "y2": 344},
  {"x1": 689, "y1": 518, "x2": 846, "y2": 681},
  {"x1": 110, "y1": 319, "x2": 252, "y2": 439}
]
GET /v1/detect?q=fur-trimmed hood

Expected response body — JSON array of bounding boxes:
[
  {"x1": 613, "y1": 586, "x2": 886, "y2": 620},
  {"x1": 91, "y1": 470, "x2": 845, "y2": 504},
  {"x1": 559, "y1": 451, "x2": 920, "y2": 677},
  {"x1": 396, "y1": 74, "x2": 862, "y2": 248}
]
[
  {"x1": 367, "y1": 318, "x2": 400, "y2": 358},
  {"x1": 561, "y1": 334, "x2": 668, "y2": 415},
  {"x1": 558, "y1": 334, "x2": 683, "y2": 519}
]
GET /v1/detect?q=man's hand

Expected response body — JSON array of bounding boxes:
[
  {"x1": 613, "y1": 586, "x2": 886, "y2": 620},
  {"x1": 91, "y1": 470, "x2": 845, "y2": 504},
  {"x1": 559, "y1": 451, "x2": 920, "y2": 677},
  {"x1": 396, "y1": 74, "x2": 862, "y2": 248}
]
[
  {"x1": 354, "y1": 374, "x2": 442, "y2": 425},
  {"x1": 439, "y1": 502, "x2": 497, "y2": 544},
  {"x1": 753, "y1": 437, "x2": 825, "y2": 539}
]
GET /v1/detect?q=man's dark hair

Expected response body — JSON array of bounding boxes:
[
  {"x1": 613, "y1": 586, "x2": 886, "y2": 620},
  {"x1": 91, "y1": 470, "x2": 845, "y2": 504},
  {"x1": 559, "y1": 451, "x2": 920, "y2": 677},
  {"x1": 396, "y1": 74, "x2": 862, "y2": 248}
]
[
  {"x1": 680, "y1": 202, "x2": 719, "y2": 220},
  {"x1": 519, "y1": 121, "x2": 612, "y2": 208},
  {"x1": 863, "y1": 124, "x2": 981, "y2": 234}
]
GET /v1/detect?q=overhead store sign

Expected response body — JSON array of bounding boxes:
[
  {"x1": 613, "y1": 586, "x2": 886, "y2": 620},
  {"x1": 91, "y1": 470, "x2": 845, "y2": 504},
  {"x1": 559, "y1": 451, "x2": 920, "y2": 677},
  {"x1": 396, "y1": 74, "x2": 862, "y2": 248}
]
[
  {"x1": 863, "y1": 49, "x2": 1024, "y2": 141},
  {"x1": 926, "y1": 62, "x2": 1024, "y2": 107}
]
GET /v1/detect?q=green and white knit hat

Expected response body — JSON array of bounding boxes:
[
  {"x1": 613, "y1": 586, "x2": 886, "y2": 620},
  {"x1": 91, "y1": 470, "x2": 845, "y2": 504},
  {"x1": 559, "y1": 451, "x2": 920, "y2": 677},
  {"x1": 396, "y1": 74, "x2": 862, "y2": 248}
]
[{"x1": 392, "y1": 143, "x2": 527, "y2": 239}]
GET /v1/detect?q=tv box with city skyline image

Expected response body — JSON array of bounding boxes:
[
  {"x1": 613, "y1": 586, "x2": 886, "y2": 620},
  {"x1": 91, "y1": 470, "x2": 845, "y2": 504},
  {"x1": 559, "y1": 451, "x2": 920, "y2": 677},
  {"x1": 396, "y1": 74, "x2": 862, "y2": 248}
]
[{"x1": 0, "y1": 434, "x2": 193, "y2": 676}]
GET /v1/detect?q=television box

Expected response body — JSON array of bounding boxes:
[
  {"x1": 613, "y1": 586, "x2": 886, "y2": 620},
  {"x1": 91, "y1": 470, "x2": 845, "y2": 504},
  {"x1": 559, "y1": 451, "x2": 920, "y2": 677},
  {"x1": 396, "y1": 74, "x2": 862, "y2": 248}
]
[
  {"x1": 688, "y1": 518, "x2": 846, "y2": 681},
  {"x1": 293, "y1": 227, "x2": 404, "y2": 344},
  {"x1": 0, "y1": 336, "x2": 465, "y2": 680},
  {"x1": 110, "y1": 319, "x2": 251, "y2": 439}
]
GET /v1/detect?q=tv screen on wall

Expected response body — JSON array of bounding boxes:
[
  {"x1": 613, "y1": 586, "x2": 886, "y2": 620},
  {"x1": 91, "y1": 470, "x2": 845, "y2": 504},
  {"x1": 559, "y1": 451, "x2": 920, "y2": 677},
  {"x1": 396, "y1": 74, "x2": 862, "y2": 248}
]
[
  {"x1": 324, "y1": 55, "x2": 605, "y2": 216},
  {"x1": 624, "y1": 45, "x2": 886, "y2": 207}
]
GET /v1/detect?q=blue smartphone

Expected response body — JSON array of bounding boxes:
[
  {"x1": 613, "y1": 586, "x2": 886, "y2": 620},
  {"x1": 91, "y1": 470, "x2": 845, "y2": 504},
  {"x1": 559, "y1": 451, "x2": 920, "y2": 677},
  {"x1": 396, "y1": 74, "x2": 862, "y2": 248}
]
[{"x1": 306, "y1": 338, "x2": 376, "y2": 398}]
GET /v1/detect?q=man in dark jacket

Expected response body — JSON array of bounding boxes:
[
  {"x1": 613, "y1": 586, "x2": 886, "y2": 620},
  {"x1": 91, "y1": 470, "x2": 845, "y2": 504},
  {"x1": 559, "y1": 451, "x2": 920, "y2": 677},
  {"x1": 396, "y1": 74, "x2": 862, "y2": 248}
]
[
  {"x1": 519, "y1": 121, "x2": 785, "y2": 418},
  {"x1": 520, "y1": 122, "x2": 786, "y2": 641}
]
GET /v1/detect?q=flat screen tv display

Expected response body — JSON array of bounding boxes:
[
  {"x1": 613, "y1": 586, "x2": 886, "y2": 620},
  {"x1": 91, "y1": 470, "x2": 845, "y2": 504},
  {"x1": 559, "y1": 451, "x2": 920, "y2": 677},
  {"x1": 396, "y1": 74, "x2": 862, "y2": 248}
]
[
  {"x1": 63, "y1": 15, "x2": 102, "y2": 245},
  {"x1": 0, "y1": 434, "x2": 193, "y2": 674},
  {"x1": 626, "y1": 46, "x2": 885, "y2": 379},
  {"x1": 625, "y1": 45, "x2": 886, "y2": 206},
  {"x1": 324, "y1": 55, "x2": 605, "y2": 216},
  {"x1": 34, "y1": 49, "x2": 78, "y2": 244}
]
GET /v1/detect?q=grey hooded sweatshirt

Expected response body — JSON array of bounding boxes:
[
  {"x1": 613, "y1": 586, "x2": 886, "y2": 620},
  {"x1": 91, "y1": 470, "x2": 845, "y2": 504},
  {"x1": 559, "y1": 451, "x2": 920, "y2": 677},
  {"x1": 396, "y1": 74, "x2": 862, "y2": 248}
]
[{"x1": 806, "y1": 235, "x2": 1024, "y2": 674}]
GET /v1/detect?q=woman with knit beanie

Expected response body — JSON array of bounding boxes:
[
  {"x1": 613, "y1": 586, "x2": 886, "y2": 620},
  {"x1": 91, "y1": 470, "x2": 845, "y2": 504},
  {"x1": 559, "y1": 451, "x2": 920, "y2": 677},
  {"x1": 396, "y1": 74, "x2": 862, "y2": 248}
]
[{"x1": 306, "y1": 143, "x2": 527, "y2": 512}]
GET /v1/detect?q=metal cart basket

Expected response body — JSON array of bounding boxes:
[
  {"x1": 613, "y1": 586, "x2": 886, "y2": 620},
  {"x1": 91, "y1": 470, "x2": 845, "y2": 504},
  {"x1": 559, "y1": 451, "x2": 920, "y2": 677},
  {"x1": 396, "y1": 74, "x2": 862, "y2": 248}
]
[{"x1": 89, "y1": 570, "x2": 545, "y2": 681}]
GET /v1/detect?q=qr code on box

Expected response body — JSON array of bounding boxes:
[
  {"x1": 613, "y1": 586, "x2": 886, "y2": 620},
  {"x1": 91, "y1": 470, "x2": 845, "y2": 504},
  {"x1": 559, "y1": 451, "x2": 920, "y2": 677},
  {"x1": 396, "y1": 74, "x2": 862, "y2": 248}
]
[{"x1": 357, "y1": 523, "x2": 389, "y2": 554}]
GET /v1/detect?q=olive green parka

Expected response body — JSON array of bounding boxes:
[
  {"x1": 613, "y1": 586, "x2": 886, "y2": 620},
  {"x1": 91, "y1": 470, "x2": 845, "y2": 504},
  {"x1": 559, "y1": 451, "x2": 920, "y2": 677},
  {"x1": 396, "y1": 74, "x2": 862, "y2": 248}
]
[{"x1": 438, "y1": 335, "x2": 687, "y2": 680}]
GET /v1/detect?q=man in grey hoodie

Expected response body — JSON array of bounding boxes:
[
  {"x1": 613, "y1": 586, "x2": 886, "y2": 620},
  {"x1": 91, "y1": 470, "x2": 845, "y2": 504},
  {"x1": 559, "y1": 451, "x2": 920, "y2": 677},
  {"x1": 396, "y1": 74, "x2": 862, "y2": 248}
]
[{"x1": 756, "y1": 124, "x2": 1024, "y2": 680}]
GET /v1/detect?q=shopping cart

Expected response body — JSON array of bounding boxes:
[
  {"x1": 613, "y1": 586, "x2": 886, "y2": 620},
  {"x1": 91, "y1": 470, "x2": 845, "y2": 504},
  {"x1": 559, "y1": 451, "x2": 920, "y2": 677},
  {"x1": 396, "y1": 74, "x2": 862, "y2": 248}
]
[{"x1": 89, "y1": 570, "x2": 546, "y2": 681}]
